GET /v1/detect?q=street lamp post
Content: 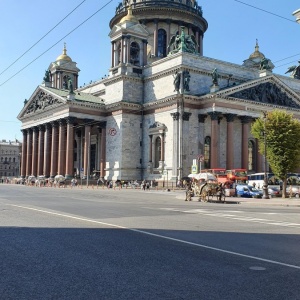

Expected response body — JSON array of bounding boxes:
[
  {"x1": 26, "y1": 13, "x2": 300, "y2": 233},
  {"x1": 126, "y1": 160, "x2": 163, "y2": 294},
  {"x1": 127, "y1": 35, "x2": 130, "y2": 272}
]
[{"x1": 262, "y1": 112, "x2": 269, "y2": 199}]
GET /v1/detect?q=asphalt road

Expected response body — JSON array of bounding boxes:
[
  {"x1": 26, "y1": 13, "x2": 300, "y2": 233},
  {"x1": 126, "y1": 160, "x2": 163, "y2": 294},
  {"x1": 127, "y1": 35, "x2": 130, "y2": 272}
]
[{"x1": 0, "y1": 184, "x2": 300, "y2": 300}]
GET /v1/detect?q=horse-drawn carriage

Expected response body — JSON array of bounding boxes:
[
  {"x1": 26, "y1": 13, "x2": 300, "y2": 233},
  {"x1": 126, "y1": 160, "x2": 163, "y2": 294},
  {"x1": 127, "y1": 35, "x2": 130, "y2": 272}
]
[{"x1": 186, "y1": 173, "x2": 226, "y2": 202}]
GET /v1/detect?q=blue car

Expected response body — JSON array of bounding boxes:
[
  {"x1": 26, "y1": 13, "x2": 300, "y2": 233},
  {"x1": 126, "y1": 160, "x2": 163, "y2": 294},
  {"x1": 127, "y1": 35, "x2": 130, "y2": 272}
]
[{"x1": 236, "y1": 184, "x2": 263, "y2": 198}]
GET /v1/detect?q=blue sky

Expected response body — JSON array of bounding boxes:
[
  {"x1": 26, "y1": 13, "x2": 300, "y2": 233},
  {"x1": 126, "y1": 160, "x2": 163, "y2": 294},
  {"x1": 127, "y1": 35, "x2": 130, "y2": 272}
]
[{"x1": 0, "y1": 0, "x2": 299, "y2": 141}]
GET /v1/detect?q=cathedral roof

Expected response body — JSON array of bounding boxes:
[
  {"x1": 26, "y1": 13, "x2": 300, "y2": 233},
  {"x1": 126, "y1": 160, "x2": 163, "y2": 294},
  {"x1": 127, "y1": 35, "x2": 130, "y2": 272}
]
[{"x1": 43, "y1": 86, "x2": 104, "y2": 104}]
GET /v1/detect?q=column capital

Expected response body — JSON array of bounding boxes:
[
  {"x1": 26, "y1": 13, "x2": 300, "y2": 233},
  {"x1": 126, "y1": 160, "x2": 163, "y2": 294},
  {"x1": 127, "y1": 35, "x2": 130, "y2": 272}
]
[
  {"x1": 142, "y1": 39, "x2": 148, "y2": 44},
  {"x1": 182, "y1": 112, "x2": 192, "y2": 121},
  {"x1": 58, "y1": 119, "x2": 66, "y2": 126},
  {"x1": 239, "y1": 115, "x2": 252, "y2": 124},
  {"x1": 224, "y1": 113, "x2": 237, "y2": 122},
  {"x1": 50, "y1": 121, "x2": 58, "y2": 128},
  {"x1": 171, "y1": 112, "x2": 180, "y2": 121},
  {"x1": 21, "y1": 129, "x2": 28, "y2": 135},
  {"x1": 83, "y1": 118, "x2": 94, "y2": 126},
  {"x1": 96, "y1": 121, "x2": 107, "y2": 130},
  {"x1": 38, "y1": 125, "x2": 45, "y2": 132},
  {"x1": 198, "y1": 114, "x2": 207, "y2": 123},
  {"x1": 208, "y1": 111, "x2": 222, "y2": 121},
  {"x1": 44, "y1": 123, "x2": 52, "y2": 130},
  {"x1": 32, "y1": 126, "x2": 39, "y2": 133},
  {"x1": 66, "y1": 116, "x2": 76, "y2": 125}
]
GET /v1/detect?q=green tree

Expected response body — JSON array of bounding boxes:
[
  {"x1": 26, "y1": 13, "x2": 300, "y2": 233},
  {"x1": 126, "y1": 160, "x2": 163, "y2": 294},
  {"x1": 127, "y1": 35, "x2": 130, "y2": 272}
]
[{"x1": 251, "y1": 110, "x2": 300, "y2": 198}]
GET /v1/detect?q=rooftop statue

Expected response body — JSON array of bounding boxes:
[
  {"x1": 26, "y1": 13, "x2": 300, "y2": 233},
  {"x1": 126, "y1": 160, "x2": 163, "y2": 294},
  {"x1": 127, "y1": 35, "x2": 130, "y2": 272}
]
[
  {"x1": 183, "y1": 70, "x2": 190, "y2": 92},
  {"x1": 168, "y1": 26, "x2": 197, "y2": 55},
  {"x1": 285, "y1": 62, "x2": 300, "y2": 79},
  {"x1": 116, "y1": 2, "x2": 123, "y2": 13},
  {"x1": 173, "y1": 71, "x2": 181, "y2": 92},
  {"x1": 259, "y1": 57, "x2": 271, "y2": 71},
  {"x1": 43, "y1": 70, "x2": 50, "y2": 83},
  {"x1": 68, "y1": 79, "x2": 74, "y2": 94},
  {"x1": 211, "y1": 68, "x2": 219, "y2": 85},
  {"x1": 194, "y1": 0, "x2": 203, "y2": 15}
]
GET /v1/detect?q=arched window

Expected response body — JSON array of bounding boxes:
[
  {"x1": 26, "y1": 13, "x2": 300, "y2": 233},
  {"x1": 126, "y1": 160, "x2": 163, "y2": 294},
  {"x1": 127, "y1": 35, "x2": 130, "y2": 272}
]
[
  {"x1": 130, "y1": 42, "x2": 140, "y2": 65},
  {"x1": 154, "y1": 137, "x2": 161, "y2": 168},
  {"x1": 204, "y1": 136, "x2": 211, "y2": 168},
  {"x1": 248, "y1": 140, "x2": 255, "y2": 171},
  {"x1": 158, "y1": 29, "x2": 167, "y2": 57}
]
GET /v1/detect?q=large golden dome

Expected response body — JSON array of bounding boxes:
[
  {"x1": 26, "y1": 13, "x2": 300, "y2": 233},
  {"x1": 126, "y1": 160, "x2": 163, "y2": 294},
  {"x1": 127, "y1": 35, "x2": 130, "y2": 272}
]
[{"x1": 56, "y1": 43, "x2": 72, "y2": 62}]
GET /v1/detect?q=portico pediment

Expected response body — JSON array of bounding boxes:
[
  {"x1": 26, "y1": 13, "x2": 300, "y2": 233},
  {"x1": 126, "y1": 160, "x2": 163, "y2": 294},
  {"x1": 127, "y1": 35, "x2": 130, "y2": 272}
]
[
  {"x1": 18, "y1": 86, "x2": 66, "y2": 120},
  {"x1": 216, "y1": 75, "x2": 300, "y2": 109}
]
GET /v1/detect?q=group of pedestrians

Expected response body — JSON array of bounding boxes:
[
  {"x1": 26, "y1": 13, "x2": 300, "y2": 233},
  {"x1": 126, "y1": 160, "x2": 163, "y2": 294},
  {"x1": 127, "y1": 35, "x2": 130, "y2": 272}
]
[{"x1": 141, "y1": 180, "x2": 150, "y2": 191}]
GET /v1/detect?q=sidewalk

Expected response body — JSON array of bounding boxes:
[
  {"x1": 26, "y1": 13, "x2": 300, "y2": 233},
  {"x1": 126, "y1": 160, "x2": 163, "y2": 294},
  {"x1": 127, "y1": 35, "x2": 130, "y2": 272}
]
[{"x1": 233, "y1": 196, "x2": 300, "y2": 207}]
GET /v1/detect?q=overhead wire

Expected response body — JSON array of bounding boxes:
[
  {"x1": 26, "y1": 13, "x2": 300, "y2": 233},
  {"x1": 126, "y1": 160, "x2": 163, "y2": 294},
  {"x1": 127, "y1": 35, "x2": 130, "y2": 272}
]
[
  {"x1": 0, "y1": 0, "x2": 115, "y2": 88},
  {"x1": 0, "y1": 0, "x2": 87, "y2": 77},
  {"x1": 233, "y1": 0, "x2": 297, "y2": 23},
  {"x1": 232, "y1": 0, "x2": 300, "y2": 67}
]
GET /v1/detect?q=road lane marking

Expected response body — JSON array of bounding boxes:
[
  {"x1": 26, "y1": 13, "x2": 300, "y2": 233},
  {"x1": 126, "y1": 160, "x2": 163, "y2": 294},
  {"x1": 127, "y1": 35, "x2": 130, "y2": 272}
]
[
  {"x1": 161, "y1": 208, "x2": 300, "y2": 228},
  {"x1": 8, "y1": 203, "x2": 300, "y2": 271}
]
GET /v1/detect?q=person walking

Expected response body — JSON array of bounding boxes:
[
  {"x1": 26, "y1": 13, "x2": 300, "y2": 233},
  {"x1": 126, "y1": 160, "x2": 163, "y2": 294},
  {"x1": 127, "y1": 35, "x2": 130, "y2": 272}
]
[{"x1": 141, "y1": 180, "x2": 146, "y2": 191}]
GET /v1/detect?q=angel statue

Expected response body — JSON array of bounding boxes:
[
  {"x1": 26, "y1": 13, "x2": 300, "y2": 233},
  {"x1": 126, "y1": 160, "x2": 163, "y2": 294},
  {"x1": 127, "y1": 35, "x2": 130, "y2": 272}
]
[
  {"x1": 168, "y1": 27, "x2": 197, "y2": 55},
  {"x1": 285, "y1": 62, "x2": 300, "y2": 79},
  {"x1": 43, "y1": 70, "x2": 50, "y2": 82},
  {"x1": 211, "y1": 68, "x2": 219, "y2": 85},
  {"x1": 259, "y1": 57, "x2": 271, "y2": 71},
  {"x1": 68, "y1": 78, "x2": 74, "y2": 94}
]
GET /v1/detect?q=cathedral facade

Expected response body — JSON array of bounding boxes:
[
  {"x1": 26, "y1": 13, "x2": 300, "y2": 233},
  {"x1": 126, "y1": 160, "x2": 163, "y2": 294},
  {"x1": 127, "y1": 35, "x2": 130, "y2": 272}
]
[{"x1": 17, "y1": 0, "x2": 300, "y2": 181}]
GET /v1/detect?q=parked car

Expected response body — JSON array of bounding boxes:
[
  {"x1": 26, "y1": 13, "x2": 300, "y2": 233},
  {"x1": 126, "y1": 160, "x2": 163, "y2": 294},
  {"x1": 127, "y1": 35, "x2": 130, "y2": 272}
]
[
  {"x1": 286, "y1": 186, "x2": 300, "y2": 198},
  {"x1": 236, "y1": 184, "x2": 263, "y2": 198},
  {"x1": 268, "y1": 187, "x2": 282, "y2": 198}
]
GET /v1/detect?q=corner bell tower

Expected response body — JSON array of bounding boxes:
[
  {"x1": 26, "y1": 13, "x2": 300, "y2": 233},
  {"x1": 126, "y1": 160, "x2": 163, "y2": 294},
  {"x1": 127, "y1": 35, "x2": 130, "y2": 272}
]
[{"x1": 48, "y1": 43, "x2": 80, "y2": 90}]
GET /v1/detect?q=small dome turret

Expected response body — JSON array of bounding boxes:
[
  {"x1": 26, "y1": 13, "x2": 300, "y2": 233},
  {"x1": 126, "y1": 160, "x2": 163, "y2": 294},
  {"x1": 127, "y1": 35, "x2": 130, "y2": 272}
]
[
  {"x1": 56, "y1": 43, "x2": 72, "y2": 62},
  {"x1": 243, "y1": 40, "x2": 274, "y2": 70},
  {"x1": 119, "y1": 5, "x2": 138, "y2": 24}
]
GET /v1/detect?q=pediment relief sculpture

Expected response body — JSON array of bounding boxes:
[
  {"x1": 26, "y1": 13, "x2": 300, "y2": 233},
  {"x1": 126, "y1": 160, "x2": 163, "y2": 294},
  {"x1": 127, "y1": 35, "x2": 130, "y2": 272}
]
[
  {"x1": 25, "y1": 91, "x2": 64, "y2": 115},
  {"x1": 229, "y1": 82, "x2": 300, "y2": 109}
]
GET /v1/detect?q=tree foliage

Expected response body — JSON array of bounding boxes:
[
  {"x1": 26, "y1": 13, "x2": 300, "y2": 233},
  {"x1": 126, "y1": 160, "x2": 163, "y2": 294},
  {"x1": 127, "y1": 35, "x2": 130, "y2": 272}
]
[{"x1": 251, "y1": 110, "x2": 300, "y2": 197}]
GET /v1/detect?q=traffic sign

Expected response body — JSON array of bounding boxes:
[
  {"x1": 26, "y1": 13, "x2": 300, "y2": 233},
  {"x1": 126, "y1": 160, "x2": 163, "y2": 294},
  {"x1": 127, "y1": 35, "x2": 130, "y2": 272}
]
[
  {"x1": 191, "y1": 165, "x2": 198, "y2": 174},
  {"x1": 197, "y1": 154, "x2": 204, "y2": 162}
]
